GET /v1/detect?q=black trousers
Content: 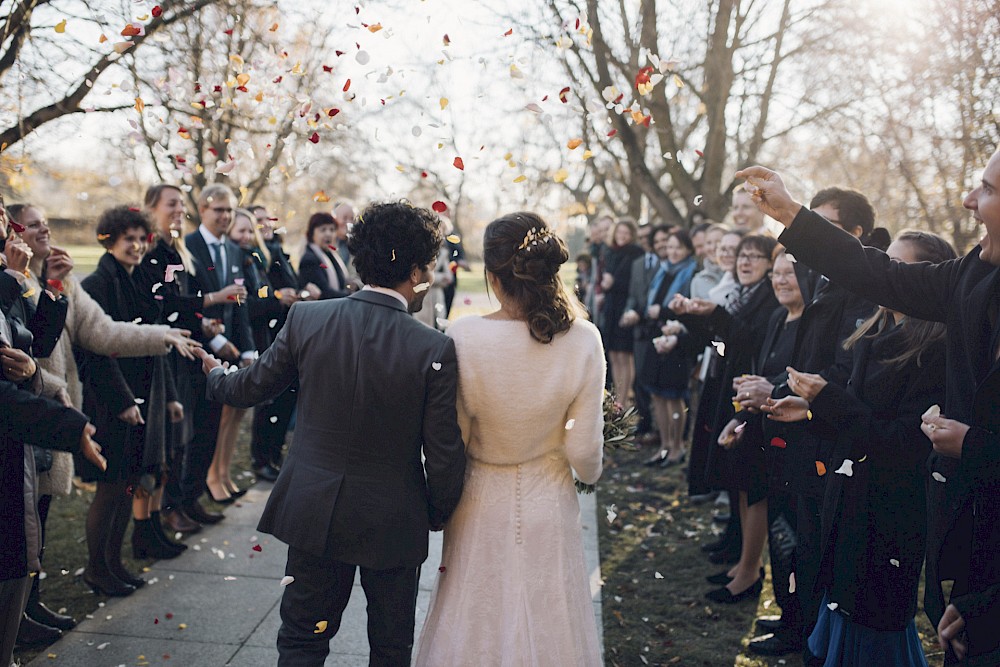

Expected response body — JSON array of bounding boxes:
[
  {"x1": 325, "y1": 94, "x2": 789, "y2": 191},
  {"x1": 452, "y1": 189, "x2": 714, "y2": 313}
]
[
  {"x1": 166, "y1": 371, "x2": 222, "y2": 508},
  {"x1": 767, "y1": 488, "x2": 802, "y2": 630},
  {"x1": 632, "y1": 340, "x2": 653, "y2": 434},
  {"x1": 251, "y1": 385, "x2": 297, "y2": 468},
  {"x1": 794, "y1": 492, "x2": 824, "y2": 640},
  {"x1": 277, "y1": 547, "x2": 419, "y2": 667}
]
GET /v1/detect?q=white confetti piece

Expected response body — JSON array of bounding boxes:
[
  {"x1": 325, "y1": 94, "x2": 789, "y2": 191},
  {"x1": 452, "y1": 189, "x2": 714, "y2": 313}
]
[
  {"x1": 932, "y1": 472, "x2": 947, "y2": 483},
  {"x1": 785, "y1": 253, "x2": 797, "y2": 263},
  {"x1": 834, "y1": 459, "x2": 854, "y2": 477},
  {"x1": 269, "y1": 318, "x2": 279, "y2": 328},
  {"x1": 565, "y1": 419, "x2": 576, "y2": 430},
  {"x1": 167, "y1": 312, "x2": 179, "y2": 322},
  {"x1": 413, "y1": 282, "x2": 430, "y2": 293},
  {"x1": 827, "y1": 602, "x2": 839, "y2": 611},
  {"x1": 96, "y1": 642, "x2": 110, "y2": 650},
  {"x1": 654, "y1": 571, "x2": 663, "y2": 579},
  {"x1": 606, "y1": 504, "x2": 618, "y2": 524},
  {"x1": 431, "y1": 362, "x2": 442, "y2": 371},
  {"x1": 270, "y1": 416, "x2": 278, "y2": 423},
  {"x1": 788, "y1": 572, "x2": 796, "y2": 594},
  {"x1": 134, "y1": 398, "x2": 145, "y2": 404},
  {"x1": 711, "y1": 340, "x2": 726, "y2": 357},
  {"x1": 280, "y1": 575, "x2": 295, "y2": 586},
  {"x1": 890, "y1": 559, "x2": 900, "y2": 567}
]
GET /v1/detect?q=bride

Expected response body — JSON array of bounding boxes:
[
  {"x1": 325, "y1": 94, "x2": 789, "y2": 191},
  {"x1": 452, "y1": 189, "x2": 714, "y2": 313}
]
[{"x1": 414, "y1": 212, "x2": 605, "y2": 666}]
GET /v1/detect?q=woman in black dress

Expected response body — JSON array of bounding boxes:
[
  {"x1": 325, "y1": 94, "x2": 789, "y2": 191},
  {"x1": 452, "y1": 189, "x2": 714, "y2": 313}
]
[
  {"x1": 79, "y1": 207, "x2": 179, "y2": 595},
  {"x1": 598, "y1": 218, "x2": 644, "y2": 401},
  {"x1": 298, "y1": 212, "x2": 352, "y2": 300}
]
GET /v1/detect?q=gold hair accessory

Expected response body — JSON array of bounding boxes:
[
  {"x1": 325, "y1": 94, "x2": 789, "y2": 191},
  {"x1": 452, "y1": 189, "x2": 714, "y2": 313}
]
[{"x1": 517, "y1": 226, "x2": 554, "y2": 251}]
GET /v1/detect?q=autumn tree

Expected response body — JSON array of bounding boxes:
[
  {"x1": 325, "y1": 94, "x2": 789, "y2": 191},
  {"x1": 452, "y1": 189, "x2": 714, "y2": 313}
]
[
  {"x1": 514, "y1": 0, "x2": 863, "y2": 226},
  {"x1": 0, "y1": 0, "x2": 217, "y2": 151}
]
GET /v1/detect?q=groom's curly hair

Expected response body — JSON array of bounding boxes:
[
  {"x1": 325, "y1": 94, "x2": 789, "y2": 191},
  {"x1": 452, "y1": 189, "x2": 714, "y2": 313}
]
[{"x1": 349, "y1": 201, "x2": 443, "y2": 288}]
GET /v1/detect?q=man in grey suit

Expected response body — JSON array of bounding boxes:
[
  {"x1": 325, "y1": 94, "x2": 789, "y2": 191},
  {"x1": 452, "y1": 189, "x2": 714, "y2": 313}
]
[{"x1": 196, "y1": 201, "x2": 467, "y2": 667}]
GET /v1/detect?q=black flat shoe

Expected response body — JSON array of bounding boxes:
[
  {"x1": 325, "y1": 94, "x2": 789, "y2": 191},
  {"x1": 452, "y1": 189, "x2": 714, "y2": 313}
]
[
  {"x1": 83, "y1": 570, "x2": 136, "y2": 597},
  {"x1": 184, "y1": 500, "x2": 225, "y2": 524},
  {"x1": 253, "y1": 464, "x2": 280, "y2": 482},
  {"x1": 755, "y1": 616, "x2": 785, "y2": 633},
  {"x1": 111, "y1": 567, "x2": 147, "y2": 589},
  {"x1": 705, "y1": 578, "x2": 762, "y2": 604},
  {"x1": 228, "y1": 486, "x2": 248, "y2": 499},
  {"x1": 643, "y1": 451, "x2": 667, "y2": 467},
  {"x1": 706, "y1": 566, "x2": 764, "y2": 585},
  {"x1": 659, "y1": 451, "x2": 687, "y2": 468}
]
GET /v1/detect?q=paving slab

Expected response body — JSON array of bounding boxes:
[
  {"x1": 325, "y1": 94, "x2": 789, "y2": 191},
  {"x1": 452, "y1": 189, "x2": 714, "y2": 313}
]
[{"x1": 31, "y1": 480, "x2": 604, "y2": 666}]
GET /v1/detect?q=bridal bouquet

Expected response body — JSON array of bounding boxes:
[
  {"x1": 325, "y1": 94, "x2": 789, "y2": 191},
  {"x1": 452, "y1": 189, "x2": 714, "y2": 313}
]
[{"x1": 575, "y1": 390, "x2": 640, "y2": 494}]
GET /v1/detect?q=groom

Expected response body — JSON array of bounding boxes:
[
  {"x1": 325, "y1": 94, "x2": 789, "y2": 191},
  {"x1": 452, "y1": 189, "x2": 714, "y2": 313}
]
[{"x1": 196, "y1": 201, "x2": 467, "y2": 666}]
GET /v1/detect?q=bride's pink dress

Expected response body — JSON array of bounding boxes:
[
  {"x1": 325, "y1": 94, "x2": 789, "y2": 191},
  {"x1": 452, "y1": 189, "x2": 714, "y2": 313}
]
[{"x1": 414, "y1": 316, "x2": 605, "y2": 666}]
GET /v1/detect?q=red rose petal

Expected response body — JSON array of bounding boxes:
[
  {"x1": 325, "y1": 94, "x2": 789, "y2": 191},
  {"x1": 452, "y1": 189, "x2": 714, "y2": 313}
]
[
  {"x1": 252, "y1": 544, "x2": 262, "y2": 552},
  {"x1": 9, "y1": 221, "x2": 25, "y2": 233},
  {"x1": 431, "y1": 201, "x2": 447, "y2": 213},
  {"x1": 453, "y1": 157, "x2": 464, "y2": 170},
  {"x1": 309, "y1": 132, "x2": 320, "y2": 144},
  {"x1": 770, "y1": 437, "x2": 787, "y2": 449},
  {"x1": 343, "y1": 78, "x2": 351, "y2": 92},
  {"x1": 151, "y1": 5, "x2": 162, "y2": 17},
  {"x1": 323, "y1": 65, "x2": 333, "y2": 73}
]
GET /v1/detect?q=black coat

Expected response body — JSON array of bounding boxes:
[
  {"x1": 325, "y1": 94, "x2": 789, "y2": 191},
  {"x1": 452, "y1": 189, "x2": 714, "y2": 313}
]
[
  {"x1": 807, "y1": 324, "x2": 946, "y2": 631},
  {"x1": 205, "y1": 291, "x2": 467, "y2": 568},
  {"x1": 681, "y1": 282, "x2": 780, "y2": 501},
  {"x1": 761, "y1": 272, "x2": 877, "y2": 499},
  {"x1": 0, "y1": 270, "x2": 68, "y2": 358},
  {"x1": 0, "y1": 379, "x2": 88, "y2": 581},
  {"x1": 298, "y1": 245, "x2": 349, "y2": 300},
  {"x1": 781, "y1": 207, "x2": 1000, "y2": 659},
  {"x1": 77, "y1": 253, "x2": 176, "y2": 483},
  {"x1": 240, "y1": 246, "x2": 283, "y2": 352},
  {"x1": 266, "y1": 239, "x2": 299, "y2": 292},
  {"x1": 184, "y1": 230, "x2": 254, "y2": 354}
]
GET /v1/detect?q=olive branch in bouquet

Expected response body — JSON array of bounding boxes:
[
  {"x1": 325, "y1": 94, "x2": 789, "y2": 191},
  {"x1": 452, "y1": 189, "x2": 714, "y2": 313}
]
[{"x1": 575, "y1": 390, "x2": 640, "y2": 494}]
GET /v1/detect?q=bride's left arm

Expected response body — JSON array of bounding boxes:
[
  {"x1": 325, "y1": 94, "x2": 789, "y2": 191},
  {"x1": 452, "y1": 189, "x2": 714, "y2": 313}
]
[{"x1": 565, "y1": 329, "x2": 606, "y2": 485}]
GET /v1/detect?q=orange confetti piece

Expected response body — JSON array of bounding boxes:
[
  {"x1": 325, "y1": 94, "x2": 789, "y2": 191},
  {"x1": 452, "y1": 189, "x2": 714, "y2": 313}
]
[
  {"x1": 367, "y1": 23, "x2": 383, "y2": 32},
  {"x1": 553, "y1": 168, "x2": 568, "y2": 183},
  {"x1": 567, "y1": 138, "x2": 583, "y2": 150},
  {"x1": 816, "y1": 461, "x2": 827, "y2": 476},
  {"x1": 313, "y1": 190, "x2": 330, "y2": 203},
  {"x1": 54, "y1": 19, "x2": 67, "y2": 33},
  {"x1": 121, "y1": 23, "x2": 142, "y2": 37},
  {"x1": 439, "y1": 97, "x2": 449, "y2": 110},
  {"x1": 504, "y1": 28, "x2": 513, "y2": 36},
  {"x1": 513, "y1": 175, "x2": 526, "y2": 183},
  {"x1": 98, "y1": 34, "x2": 108, "y2": 43},
  {"x1": 269, "y1": 22, "x2": 279, "y2": 31},
  {"x1": 453, "y1": 157, "x2": 464, "y2": 170},
  {"x1": 314, "y1": 620, "x2": 328, "y2": 633},
  {"x1": 134, "y1": 97, "x2": 145, "y2": 113}
]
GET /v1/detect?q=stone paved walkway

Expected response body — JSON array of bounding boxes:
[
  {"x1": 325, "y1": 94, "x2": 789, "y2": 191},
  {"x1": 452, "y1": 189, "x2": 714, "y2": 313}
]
[{"x1": 29, "y1": 482, "x2": 603, "y2": 666}]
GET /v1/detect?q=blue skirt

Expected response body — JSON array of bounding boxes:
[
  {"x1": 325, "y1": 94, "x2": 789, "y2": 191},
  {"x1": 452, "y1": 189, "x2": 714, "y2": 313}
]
[{"x1": 807, "y1": 594, "x2": 928, "y2": 667}]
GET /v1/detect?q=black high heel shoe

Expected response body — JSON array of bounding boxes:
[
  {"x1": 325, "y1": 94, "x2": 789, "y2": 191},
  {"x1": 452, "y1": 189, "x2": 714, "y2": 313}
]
[
  {"x1": 83, "y1": 570, "x2": 136, "y2": 597},
  {"x1": 643, "y1": 450, "x2": 667, "y2": 467},
  {"x1": 208, "y1": 490, "x2": 236, "y2": 505},
  {"x1": 705, "y1": 578, "x2": 763, "y2": 604},
  {"x1": 228, "y1": 486, "x2": 248, "y2": 499}
]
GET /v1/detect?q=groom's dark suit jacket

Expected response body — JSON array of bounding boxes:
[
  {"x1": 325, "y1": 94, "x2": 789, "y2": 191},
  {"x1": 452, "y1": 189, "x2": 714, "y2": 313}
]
[{"x1": 206, "y1": 290, "x2": 467, "y2": 569}]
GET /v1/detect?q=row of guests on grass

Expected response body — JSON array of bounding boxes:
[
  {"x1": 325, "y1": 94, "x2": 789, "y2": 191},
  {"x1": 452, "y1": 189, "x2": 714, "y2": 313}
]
[
  {"x1": 580, "y1": 178, "x2": 997, "y2": 666},
  {"x1": 0, "y1": 186, "x2": 467, "y2": 662}
]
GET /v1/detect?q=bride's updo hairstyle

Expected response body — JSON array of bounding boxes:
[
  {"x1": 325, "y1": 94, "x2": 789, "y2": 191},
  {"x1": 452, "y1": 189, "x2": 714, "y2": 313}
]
[{"x1": 483, "y1": 212, "x2": 577, "y2": 344}]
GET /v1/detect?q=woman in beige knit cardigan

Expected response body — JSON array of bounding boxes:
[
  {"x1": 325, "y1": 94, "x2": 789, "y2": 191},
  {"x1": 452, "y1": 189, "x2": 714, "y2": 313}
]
[{"x1": 9, "y1": 204, "x2": 198, "y2": 628}]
